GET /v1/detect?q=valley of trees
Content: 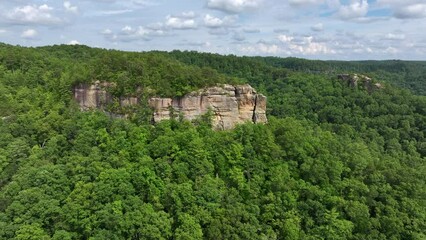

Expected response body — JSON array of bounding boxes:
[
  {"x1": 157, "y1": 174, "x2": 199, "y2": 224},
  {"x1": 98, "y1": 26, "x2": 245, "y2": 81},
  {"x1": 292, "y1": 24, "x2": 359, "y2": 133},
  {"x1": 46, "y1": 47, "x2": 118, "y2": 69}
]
[{"x1": 0, "y1": 43, "x2": 425, "y2": 239}]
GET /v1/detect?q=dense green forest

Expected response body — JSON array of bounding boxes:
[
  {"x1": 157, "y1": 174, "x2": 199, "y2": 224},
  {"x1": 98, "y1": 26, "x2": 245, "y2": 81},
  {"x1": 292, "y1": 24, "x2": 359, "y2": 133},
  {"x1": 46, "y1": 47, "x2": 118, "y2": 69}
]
[{"x1": 0, "y1": 43, "x2": 425, "y2": 239}]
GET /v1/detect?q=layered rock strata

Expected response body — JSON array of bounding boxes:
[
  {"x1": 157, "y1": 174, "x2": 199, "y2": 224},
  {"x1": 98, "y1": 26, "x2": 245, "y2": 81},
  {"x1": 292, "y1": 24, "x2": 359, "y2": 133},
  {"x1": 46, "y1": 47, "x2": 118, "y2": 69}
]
[
  {"x1": 73, "y1": 83, "x2": 267, "y2": 130},
  {"x1": 149, "y1": 84, "x2": 267, "y2": 130},
  {"x1": 73, "y1": 81, "x2": 138, "y2": 110}
]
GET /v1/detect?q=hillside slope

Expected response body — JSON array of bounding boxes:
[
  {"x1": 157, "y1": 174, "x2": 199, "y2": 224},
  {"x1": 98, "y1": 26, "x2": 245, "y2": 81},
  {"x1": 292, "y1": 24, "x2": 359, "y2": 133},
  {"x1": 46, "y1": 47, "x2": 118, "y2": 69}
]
[{"x1": 0, "y1": 44, "x2": 425, "y2": 239}]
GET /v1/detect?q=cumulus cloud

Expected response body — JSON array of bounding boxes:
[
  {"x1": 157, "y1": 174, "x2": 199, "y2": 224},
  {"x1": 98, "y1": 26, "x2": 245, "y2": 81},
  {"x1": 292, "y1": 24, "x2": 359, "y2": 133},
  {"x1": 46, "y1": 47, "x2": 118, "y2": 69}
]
[
  {"x1": 101, "y1": 24, "x2": 169, "y2": 42},
  {"x1": 337, "y1": 0, "x2": 369, "y2": 20},
  {"x1": 64, "y1": 1, "x2": 78, "y2": 14},
  {"x1": 165, "y1": 12, "x2": 197, "y2": 29},
  {"x1": 278, "y1": 34, "x2": 294, "y2": 43},
  {"x1": 291, "y1": 36, "x2": 335, "y2": 55},
  {"x1": 394, "y1": 4, "x2": 426, "y2": 19},
  {"x1": 376, "y1": 0, "x2": 426, "y2": 19},
  {"x1": 383, "y1": 33, "x2": 405, "y2": 40},
  {"x1": 277, "y1": 33, "x2": 335, "y2": 55},
  {"x1": 118, "y1": 25, "x2": 151, "y2": 41},
  {"x1": 21, "y1": 29, "x2": 38, "y2": 39},
  {"x1": 204, "y1": 14, "x2": 237, "y2": 28},
  {"x1": 68, "y1": 40, "x2": 80, "y2": 45},
  {"x1": 384, "y1": 46, "x2": 398, "y2": 54},
  {"x1": 207, "y1": 0, "x2": 262, "y2": 13},
  {"x1": 240, "y1": 41, "x2": 288, "y2": 55},
  {"x1": 6, "y1": 4, "x2": 61, "y2": 25},
  {"x1": 377, "y1": 0, "x2": 421, "y2": 7},
  {"x1": 311, "y1": 23, "x2": 323, "y2": 32}
]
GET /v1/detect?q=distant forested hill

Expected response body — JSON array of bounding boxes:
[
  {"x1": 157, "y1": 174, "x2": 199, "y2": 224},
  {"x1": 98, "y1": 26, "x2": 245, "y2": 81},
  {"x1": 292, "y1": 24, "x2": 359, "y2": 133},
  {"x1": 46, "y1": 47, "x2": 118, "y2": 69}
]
[
  {"x1": 0, "y1": 43, "x2": 425, "y2": 239},
  {"x1": 168, "y1": 50, "x2": 426, "y2": 95}
]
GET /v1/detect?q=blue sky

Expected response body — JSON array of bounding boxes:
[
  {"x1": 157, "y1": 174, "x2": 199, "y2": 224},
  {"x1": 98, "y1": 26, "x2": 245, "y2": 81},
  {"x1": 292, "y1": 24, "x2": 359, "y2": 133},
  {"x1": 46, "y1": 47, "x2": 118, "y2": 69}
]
[{"x1": 1, "y1": 0, "x2": 425, "y2": 60}]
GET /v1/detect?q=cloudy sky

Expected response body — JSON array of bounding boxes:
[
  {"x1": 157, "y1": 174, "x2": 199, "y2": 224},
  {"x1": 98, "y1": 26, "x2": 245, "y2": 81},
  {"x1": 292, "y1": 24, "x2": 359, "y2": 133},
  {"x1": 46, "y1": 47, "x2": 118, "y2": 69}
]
[{"x1": 1, "y1": 0, "x2": 426, "y2": 60}]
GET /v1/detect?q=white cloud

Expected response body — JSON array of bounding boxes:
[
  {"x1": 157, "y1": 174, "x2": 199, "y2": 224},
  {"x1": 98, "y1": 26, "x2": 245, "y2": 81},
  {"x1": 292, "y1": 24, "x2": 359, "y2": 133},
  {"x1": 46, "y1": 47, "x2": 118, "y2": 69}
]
[
  {"x1": 337, "y1": 0, "x2": 369, "y2": 20},
  {"x1": 394, "y1": 4, "x2": 426, "y2": 19},
  {"x1": 101, "y1": 28, "x2": 113, "y2": 35},
  {"x1": 278, "y1": 34, "x2": 294, "y2": 43},
  {"x1": 21, "y1": 29, "x2": 38, "y2": 39},
  {"x1": 290, "y1": 36, "x2": 335, "y2": 55},
  {"x1": 101, "y1": 28, "x2": 118, "y2": 41},
  {"x1": 241, "y1": 42, "x2": 284, "y2": 55},
  {"x1": 68, "y1": 40, "x2": 80, "y2": 45},
  {"x1": 94, "y1": 9, "x2": 133, "y2": 16},
  {"x1": 6, "y1": 4, "x2": 61, "y2": 25},
  {"x1": 278, "y1": 34, "x2": 335, "y2": 55},
  {"x1": 0, "y1": 29, "x2": 6, "y2": 34},
  {"x1": 165, "y1": 15, "x2": 197, "y2": 29},
  {"x1": 311, "y1": 23, "x2": 323, "y2": 32},
  {"x1": 101, "y1": 24, "x2": 168, "y2": 42},
  {"x1": 383, "y1": 33, "x2": 405, "y2": 40},
  {"x1": 203, "y1": 14, "x2": 237, "y2": 28},
  {"x1": 64, "y1": 1, "x2": 78, "y2": 14},
  {"x1": 121, "y1": 25, "x2": 134, "y2": 34},
  {"x1": 118, "y1": 26, "x2": 150, "y2": 40},
  {"x1": 207, "y1": 0, "x2": 262, "y2": 13},
  {"x1": 204, "y1": 14, "x2": 224, "y2": 28},
  {"x1": 384, "y1": 46, "x2": 398, "y2": 54},
  {"x1": 377, "y1": 0, "x2": 422, "y2": 7}
]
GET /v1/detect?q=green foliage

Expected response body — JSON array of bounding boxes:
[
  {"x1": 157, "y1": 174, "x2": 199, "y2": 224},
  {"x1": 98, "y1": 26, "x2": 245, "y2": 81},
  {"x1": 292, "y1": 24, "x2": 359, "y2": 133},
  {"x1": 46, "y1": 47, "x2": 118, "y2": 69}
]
[{"x1": 0, "y1": 43, "x2": 425, "y2": 239}]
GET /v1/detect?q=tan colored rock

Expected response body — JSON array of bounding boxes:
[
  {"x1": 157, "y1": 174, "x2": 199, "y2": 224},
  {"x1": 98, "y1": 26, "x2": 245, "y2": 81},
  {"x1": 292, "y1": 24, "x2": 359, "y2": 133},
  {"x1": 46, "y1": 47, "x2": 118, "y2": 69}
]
[
  {"x1": 73, "y1": 82, "x2": 112, "y2": 110},
  {"x1": 120, "y1": 97, "x2": 139, "y2": 107},
  {"x1": 149, "y1": 84, "x2": 267, "y2": 130},
  {"x1": 74, "y1": 83, "x2": 267, "y2": 130},
  {"x1": 148, "y1": 97, "x2": 174, "y2": 122},
  {"x1": 254, "y1": 94, "x2": 267, "y2": 123}
]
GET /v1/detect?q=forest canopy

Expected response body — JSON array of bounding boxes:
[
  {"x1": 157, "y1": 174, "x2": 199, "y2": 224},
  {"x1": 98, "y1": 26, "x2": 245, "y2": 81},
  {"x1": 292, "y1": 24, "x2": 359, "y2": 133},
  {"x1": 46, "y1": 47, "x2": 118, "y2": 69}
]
[{"x1": 0, "y1": 43, "x2": 425, "y2": 239}]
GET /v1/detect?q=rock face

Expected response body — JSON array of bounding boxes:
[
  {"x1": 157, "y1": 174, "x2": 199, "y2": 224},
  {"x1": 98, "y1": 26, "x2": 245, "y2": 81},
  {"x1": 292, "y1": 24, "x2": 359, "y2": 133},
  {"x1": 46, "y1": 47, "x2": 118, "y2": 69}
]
[
  {"x1": 73, "y1": 83, "x2": 267, "y2": 130},
  {"x1": 73, "y1": 81, "x2": 138, "y2": 110},
  {"x1": 338, "y1": 74, "x2": 383, "y2": 93},
  {"x1": 149, "y1": 84, "x2": 267, "y2": 130}
]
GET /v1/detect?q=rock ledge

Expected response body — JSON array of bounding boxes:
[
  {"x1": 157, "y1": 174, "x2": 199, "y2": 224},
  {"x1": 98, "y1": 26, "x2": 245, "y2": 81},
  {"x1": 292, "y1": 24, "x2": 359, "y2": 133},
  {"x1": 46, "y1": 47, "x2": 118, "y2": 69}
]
[{"x1": 73, "y1": 83, "x2": 267, "y2": 130}]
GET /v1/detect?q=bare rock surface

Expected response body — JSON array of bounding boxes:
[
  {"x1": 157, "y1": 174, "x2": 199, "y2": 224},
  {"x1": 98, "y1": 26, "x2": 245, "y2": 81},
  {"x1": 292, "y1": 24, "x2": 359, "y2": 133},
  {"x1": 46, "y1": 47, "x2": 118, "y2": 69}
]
[
  {"x1": 148, "y1": 84, "x2": 267, "y2": 130},
  {"x1": 74, "y1": 83, "x2": 267, "y2": 130},
  {"x1": 337, "y1": 74, "x2": 383, "y2": 93}
]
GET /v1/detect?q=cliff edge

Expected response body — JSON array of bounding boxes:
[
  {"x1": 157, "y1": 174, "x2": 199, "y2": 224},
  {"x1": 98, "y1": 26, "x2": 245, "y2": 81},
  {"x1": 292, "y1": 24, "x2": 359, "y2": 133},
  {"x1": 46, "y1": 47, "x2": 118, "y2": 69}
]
[{"x1": 73, "y1": 82, "x2": 267, "y2": 130}]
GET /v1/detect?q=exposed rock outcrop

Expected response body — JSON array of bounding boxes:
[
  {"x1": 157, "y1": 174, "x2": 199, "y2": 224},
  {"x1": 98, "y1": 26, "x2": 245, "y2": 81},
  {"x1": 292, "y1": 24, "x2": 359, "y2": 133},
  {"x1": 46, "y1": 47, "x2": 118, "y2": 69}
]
[
  {"x1": 148, "y1": 84, "x2": 267, "y2": 130},
  {"x1": 73, "y1": 83, "x2": 267, "y2": 130},
  {"x1": 73, "y1": 81, "x2": 139, "y2": 110},
  {"x1": 338, "y1": 74, "x2": 383, "y2": 93}
]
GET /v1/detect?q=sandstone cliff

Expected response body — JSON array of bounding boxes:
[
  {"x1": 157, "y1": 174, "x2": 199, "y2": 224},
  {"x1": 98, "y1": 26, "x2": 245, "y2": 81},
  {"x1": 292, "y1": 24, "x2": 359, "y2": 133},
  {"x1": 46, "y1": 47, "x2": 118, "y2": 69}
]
[
  {"x1": 338, "y1": 74, "x2": 383, "y2": 93},
  {"x1": 73, "y1": 81, "x2": 138, "y2": 110},
  {"x1": 73, "y1": 83, "x2": 267, "y2": 130},
  {"x1": 148, "y1": 84, "x2": 267, "y2": 130}
]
